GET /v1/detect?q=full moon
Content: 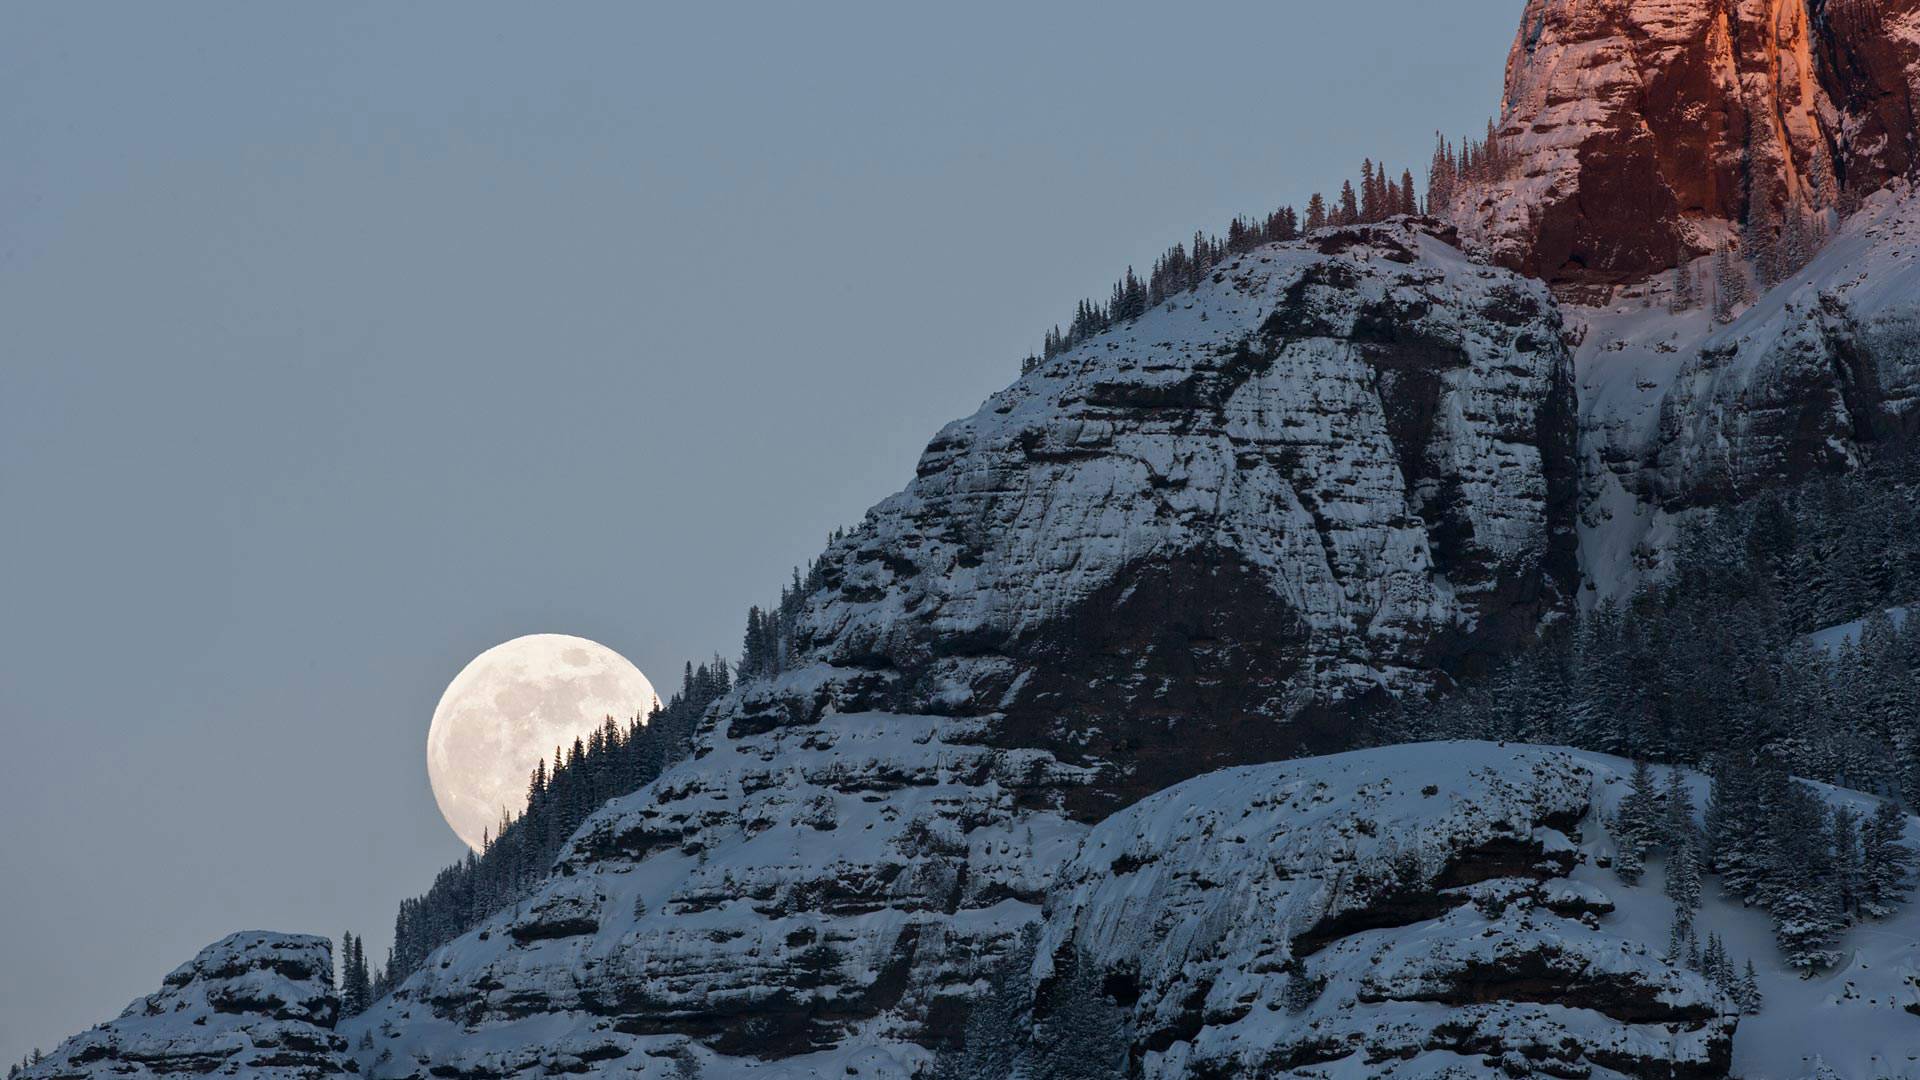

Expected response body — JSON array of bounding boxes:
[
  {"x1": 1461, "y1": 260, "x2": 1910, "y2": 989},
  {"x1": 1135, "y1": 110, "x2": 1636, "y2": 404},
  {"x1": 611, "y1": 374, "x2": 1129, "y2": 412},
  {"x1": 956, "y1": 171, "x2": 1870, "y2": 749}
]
[{"x1": 427, "y1": 634, "x2": 659, "y2": 852}]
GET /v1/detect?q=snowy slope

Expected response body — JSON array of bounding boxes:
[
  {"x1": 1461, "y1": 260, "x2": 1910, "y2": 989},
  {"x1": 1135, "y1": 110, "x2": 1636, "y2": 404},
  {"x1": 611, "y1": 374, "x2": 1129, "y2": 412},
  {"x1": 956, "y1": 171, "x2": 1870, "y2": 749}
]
[
  {"x1": 329, "y1": 740, "x2": 1920, "y2": 1079},
  {"x1": 1563, "y1": 759, "x2": 1920, "y2": 1080},
  {"x1": 1044, "y1": 743, "x2": 1729, "y2": 1078},
  {"x1": 1044, "y1": 741, "x2": 1920, "y2": 1079},
  {"x1": 27, "y1": 734, "x2": 1916, "y2": 1080},
  {"x1": 1568, "y1": 184, "x2": 1920, "y2": 601},
  {"x1": 1807, "y1": 607, "x2": 1915, "y2": 654},
  {"x1": 341, "y1": 688, "x2": 1086, "y2": 1080}
]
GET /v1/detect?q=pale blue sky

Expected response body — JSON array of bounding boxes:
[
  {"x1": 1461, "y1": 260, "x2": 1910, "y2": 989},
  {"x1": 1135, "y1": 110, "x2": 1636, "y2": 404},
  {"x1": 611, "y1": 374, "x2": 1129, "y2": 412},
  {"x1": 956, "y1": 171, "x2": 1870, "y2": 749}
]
[{"x1": 0, "y1": 2, "x2": 1520, "y2": 1061}]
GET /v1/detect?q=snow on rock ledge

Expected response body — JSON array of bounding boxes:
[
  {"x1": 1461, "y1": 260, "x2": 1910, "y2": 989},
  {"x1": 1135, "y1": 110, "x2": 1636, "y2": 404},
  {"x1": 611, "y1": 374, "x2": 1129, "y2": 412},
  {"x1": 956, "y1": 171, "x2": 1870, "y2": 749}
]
[
  {"x1": 1040, "y1": 743, "x2": 1734, "y2": 1078},
  {"x1": 345, "y1": 703, "x2": 1083, "y2": 1079},
  {"x1": 25, "y1": 932, "x2": 349, "y2": 1080}
]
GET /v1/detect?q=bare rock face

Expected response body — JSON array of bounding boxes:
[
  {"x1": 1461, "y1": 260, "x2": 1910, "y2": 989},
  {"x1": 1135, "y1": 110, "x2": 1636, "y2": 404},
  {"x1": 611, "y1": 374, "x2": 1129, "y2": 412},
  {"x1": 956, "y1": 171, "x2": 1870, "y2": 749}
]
[
  {"x1": 25, "y1": 933, "x2": 350, "y2": 1080},
  {"x1": 1457, "y1": 0, "x2": 1920, "y2": 285},
  {"x1": 792, "y1": 221, "x2": 1578, "y2": 819}
]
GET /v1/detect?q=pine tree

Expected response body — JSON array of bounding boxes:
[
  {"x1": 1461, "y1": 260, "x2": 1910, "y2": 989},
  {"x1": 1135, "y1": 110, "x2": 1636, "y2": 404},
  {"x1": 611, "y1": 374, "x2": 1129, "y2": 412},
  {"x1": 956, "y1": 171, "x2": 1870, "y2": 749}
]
[
  {"x1": 1748, "y1": 164, "x2": 1784, "y2": 287},
  {"x1": 1706, "y1": 757, "x2": 1771, "y2": 901},
  {"x1": 1612, "y1": 760, "x2": 1663, "y2": 880},
  {"x1": 1030, "y1": 944, "x2": 1128, "y2": 1080},
  {"x1": 1613, "y1": 824, "x2": 1645, "y2": 885},
  {"x1": 1426, "y1": 132, "x2": 1459, "y2": 214},
  {"x1": 1305, "y1": 193, "x2": 1328, "y2": 232},
  {"x1": 1766, "y1": 784, "x2": 1846, "y2": 972},
  {"x1": 1860, "y1": 799, "x2": 1915, "y2": 917},
  {"x1": 1739, "y1": 959, "x2": 1764, "y2": 1013},
  {"x1": 1337, "y1": 181, "x2": 1359, "y2": 227},
  {"x1": 1664, "y1": 766, "x2": 1696, "y2": 844},
  {"x1": 1666, "y1": 836, "x2": 1704, "y2": 918},
  {"x1": 1662, "y1": 910, "x2": 1691, "y2": 967},
  {"x1": 1831, "y1": 803, "x2": 1865, "y2": 916},
  {"x1": 934, "y1": 926, "x2": 1038, "y2": 1080},
  {"x1": 1671, "y1": 240, "x2": 1698, "y2": 312},
  {"x1": 1700, "y1": 932, "x2": 1730, "y2": 992},
  {"x1": 338, "y1": 931, "x2": 373, "y2": 1017},
  {"x1": 1714, "y1": 245, "x2": 1752, "y2": 322}
]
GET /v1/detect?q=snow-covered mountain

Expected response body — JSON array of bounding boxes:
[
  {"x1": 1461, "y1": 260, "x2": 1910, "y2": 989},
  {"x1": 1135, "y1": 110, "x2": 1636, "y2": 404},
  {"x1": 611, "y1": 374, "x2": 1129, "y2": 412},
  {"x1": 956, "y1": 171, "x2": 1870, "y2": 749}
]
[
  {"x1": 26, "y1": 2, "x2": 1920, "y2": 1077},
  {"x1": 320, "y1": 219, "x2": 1583, "y2": 1077},
  {"x1": 36, "y1": 745, "x2": 1920, "y2": 1079}
]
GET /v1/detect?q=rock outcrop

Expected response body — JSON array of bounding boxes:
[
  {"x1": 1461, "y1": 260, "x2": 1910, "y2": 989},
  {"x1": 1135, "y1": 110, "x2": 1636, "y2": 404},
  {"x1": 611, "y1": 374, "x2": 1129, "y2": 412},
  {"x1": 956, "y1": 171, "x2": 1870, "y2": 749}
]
[
  {"x1": 1569, "y1": 183, "x2": 1920, "y2": 596},
  {"x1": 791, "y1": 220, "x2": 1578, "y2": 818},
  {"x1": 1456, "y1": 0, "x2": 1920, "y2": 285},
  {"x1": 24, "y1": 933, "x2": 350, "y2": 1080},
  {"x1": 348, "y1": 706, "x2": 1071, "y2": 1079},
  {"x1": 1040, "y1": 745, "x2": 1735, "y2": 1079},
  {"x1": 1644, "y1": 186, "x2": 1920, "y2": 505},
  {"x1": 344, "y1": 738, "x2": 1761, "y2": 1079}
]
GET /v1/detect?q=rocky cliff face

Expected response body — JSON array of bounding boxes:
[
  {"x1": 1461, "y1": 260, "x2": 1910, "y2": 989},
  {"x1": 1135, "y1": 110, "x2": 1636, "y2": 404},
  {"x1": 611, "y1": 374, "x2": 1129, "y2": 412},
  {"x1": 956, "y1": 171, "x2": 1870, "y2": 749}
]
[
  {"x1": 1570, "y1": 183, "x2": 1920, "y2": 597},
  {"x1": 1456, "y1": 0, "x2": 1920, "y2": 285},
  {"x1": 789, "y1": 220, "x2": 1577, "y2": 818},
  {"x1": 340, "y1": 733, "x2": 1755, "y2": 1079},
  {"x1": 1041, "y1": 745, "x2": 1734, "y2": 1079},
  {"x1": 24, "y1": 933, "x2": 349, "y2": 1080},
  {"x1": 347, "y1": 705, "x2": 1070, "y2": 1079}
]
